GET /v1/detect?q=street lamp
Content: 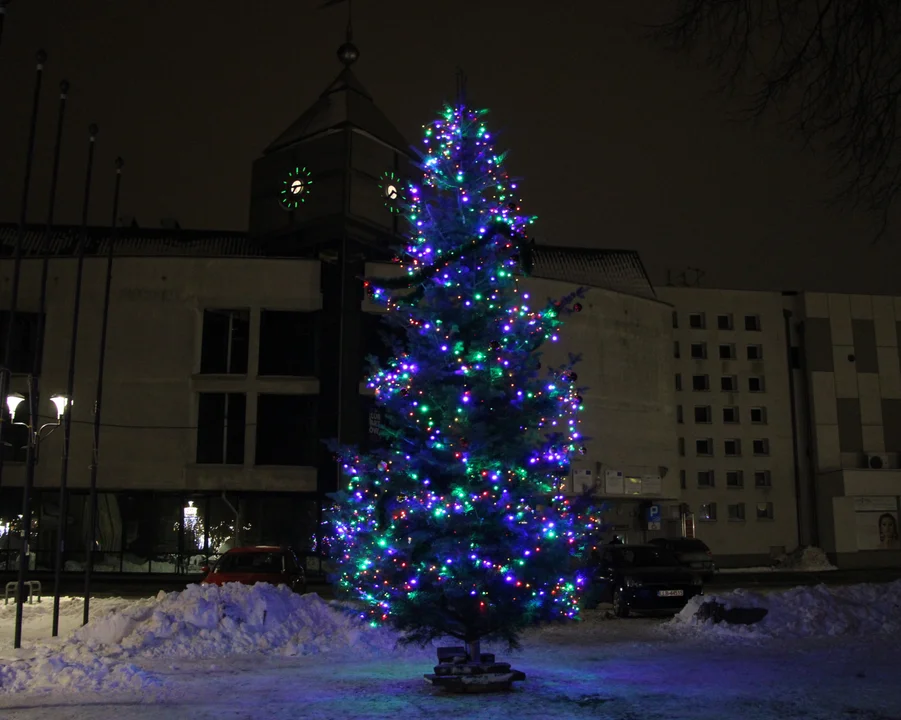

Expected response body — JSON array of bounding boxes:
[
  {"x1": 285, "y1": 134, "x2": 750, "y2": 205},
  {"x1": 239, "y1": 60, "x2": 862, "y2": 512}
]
[{"x1": 6, "y1": 386, "x2": 70, "y2": 649}]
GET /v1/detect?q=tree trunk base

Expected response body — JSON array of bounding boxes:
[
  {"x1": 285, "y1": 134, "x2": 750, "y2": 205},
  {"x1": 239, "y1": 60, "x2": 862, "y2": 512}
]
[{"x1": 424, "y1": 645, "x2": 526, "y2": 693}]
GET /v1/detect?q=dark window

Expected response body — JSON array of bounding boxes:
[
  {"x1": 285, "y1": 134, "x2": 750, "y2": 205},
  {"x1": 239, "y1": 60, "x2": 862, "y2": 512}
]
[
  {"x1": 756, "y1": 502, "x2": 774, "y2": 520},
  {"x1": 754, "y1": 470, "x2": 772, "y2": 487},
  {"x1": 256, "y1": 394, "x2": 318, "y2": 466},
  {"x1": 692, "y1": 375, "x2": 709, "y2": 391},
  {"x1": 672, "y1": 311, "x2": 678, "y2": 329},
  {"x1": 694, "y1": 406, "x2": 711, "y2": 423},
  {"x1": 200, "y1": 309, "x2": 249, "y2": 374},
  {"x1": 679, "y1": 469, "x2": 686, "y2": 489},
  {"x1": 749, "y1": 376, "x2": 766, "y2": 392},
  {"x1": 722, "y1": 406, "x2": 738, "y2": 423},
  {"x1": 697, "y1": 470, "x2": 714, "y2": 487},
  {"x1": 728, "y1": 503, "x2": 746, "y2": 521},
  {"x1": 747, "y1": 344, "x2": 763, "y2": 360},
  {"x1": 696, "y1": 438, "x2": 713, "y2": 455},
  {"x1": 719, "y1": 344, "x2": 735, "y2": 359},
  {"x1": 690, "y1": 342, "x2": 707, "y2": 359},
  {"x1": 675, "y1": 373, "x2": 683, "y2": 391},
  {"x1": 674, "y1": 341, "x2": 680, "y2": 359},
  {"x1": 753, "y1": 439, "x2": 770, "y2": 456},
  {"x1": 724, "y1": 438, "x2": 741, "y2": 456},
  {"x1": 717, "y1": 314, "x2": 733, "y2": 330},
  {"x1": 726, "y1": 470, "x2": 743, "y2": 488},
  {"x1": 689, "y1": 313, "x2": 705, "y2": 329},
  {"x1": 678, "y1": 437, "x2": 685, "y2": 456},
  {"x1": 677, "y1": 405, "x2": 684, "y2": 423},
  {"x1": 745, "y1": 315, "x2": 761, "y2": 331},
  {"x1": 259, "y1": 310, "x2": 318, "y2": 376},
  {"x1": 721, "y1": 375, "x2": 737, "y2": 392},
  {"x1": 750, "y1": 407, "x2": 767, "y2": 424},
  {"x1": 196, "y1": 393, "x2": 246, "y2": 464},
  {"x1": 700, "y1": 502, "x2": 717, "y2": 521},
  {"x1": 362, "y1": 313, "x2": 406, "y2": 370},
  {"x1": 0, "y1": 311, "x2": 44, "y2": 375}
]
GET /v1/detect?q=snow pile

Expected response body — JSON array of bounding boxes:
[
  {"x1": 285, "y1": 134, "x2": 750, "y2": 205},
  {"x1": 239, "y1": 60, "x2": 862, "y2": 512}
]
[
  {"x1": 774, "y1": 545, "x2": 837, "y2": 571},
  {"x1": 0, "y1": 651, "x2": 156, "y2": 694},
  {"x1": 669, "y1": 580, "x2": 901, "y2": 640},
  {"x1": 74, "y1": 583, "x2": 402, "y2": 659}
]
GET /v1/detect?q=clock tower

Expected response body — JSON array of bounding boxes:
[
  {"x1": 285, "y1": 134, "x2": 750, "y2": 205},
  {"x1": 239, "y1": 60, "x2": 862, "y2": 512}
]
[{"x1": 248, "y1": 39, "x2": 416, "y2": 495}]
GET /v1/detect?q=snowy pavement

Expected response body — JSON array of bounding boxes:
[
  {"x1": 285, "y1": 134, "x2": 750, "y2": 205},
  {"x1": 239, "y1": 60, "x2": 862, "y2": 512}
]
[{"x1": 0, "y1": 582, "x2": 899, "y2": 719}]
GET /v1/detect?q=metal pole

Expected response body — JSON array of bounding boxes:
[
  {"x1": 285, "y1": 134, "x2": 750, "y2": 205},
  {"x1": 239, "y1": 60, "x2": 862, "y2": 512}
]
[
  {"x1": 0, "y1": 49, "x2": 46, "y2": 495},
  {"x1": 84, "y1": 157, "x2": 121, "y2": 627},
  {"x1": 44, "y1": 81, "x2": 70, "y2": 637},
  {"x1": 55, "y1": 124, "x2": 96, "y2": 630},
  {"x1": 13, "y1": 374, "x2": 37, "y2": 649},
  {"x1": 0, "y1": 2, "x2": 10, "y2": 56}
]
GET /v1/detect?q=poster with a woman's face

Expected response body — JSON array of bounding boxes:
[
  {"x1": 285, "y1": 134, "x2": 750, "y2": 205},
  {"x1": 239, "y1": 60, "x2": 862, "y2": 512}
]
[{"x1": 854, "y1": 497, "x2": 900, "y2": 550}]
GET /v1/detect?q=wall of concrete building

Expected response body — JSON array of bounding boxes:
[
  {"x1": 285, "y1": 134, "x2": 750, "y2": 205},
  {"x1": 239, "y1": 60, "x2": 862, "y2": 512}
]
[
  {"x1": 1, "y1": 255, "x2": 323, "y2": 495},
  {"x1": 658, "y1": 287, "x2": 800, "y2": 564},
  {"x1": 800, "y1": 292, "x2": 901, "y2": 567}
]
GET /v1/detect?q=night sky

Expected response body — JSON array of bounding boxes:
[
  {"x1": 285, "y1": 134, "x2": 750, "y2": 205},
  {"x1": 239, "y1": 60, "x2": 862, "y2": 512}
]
[{"x1": 1, "y1": 0, "x2": 900, "y2": 293}]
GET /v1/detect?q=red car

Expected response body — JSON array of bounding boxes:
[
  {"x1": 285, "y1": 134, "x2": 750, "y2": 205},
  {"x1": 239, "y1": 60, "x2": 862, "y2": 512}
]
[{"x1": 201, "y1": 546, "x2": 307, "y2": 594}]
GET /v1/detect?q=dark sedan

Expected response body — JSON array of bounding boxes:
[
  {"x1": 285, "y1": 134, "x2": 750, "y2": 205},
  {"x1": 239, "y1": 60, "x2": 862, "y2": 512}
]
[
  {"x1": 649, "y1": 537, "x2": 716, "y2": 581},
  {"x1": 585, "y1": 544, "x2": 703, "y2": 617}
]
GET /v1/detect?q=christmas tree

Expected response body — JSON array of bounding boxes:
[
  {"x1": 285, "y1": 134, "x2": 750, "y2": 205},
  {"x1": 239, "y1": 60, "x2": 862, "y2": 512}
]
[{"x1": 327, "y1": 103, "x2": 595, "y2": 653}]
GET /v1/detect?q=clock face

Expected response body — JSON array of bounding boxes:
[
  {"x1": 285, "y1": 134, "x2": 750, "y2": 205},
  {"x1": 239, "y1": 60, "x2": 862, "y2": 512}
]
[
  {"x1": 379, "y1": 171, "x2": 403, "y2": 213},
  {"x1": 279, "y1": 166, "x2": 313, "y2": 210}
]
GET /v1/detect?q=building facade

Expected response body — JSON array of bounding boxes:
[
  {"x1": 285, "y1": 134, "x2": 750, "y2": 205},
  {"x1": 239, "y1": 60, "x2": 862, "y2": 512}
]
[{"x1": 659, "y1": 288, "x2": 801, "y2": 565}]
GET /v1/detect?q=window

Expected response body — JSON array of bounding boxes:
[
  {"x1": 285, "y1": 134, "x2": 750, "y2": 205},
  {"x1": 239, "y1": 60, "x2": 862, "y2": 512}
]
[
  {"x1": 672, "y1": 311, "x2": 678, "y2": 329},
  {"x1": 721, "y1": 375, "x2": 737, "y2": 392},
  {"x1": 674, "y1": 341, "x2": 681, "y2": 359},
  {"x1": 200, "y1": 309, "x2": 249, "y2": 374},
  {"x1": 722, "y1": 406, "x2": 739, "y2": 423},
  {"x1": 259, "y1": 310, "x2": 318, "y2": 376},
  {"x1": 756, "y1": 502, "x2": 774, "y2": 520},
  {"x1": 754, "y1": 470, "x2": 772, "y2": 487},
  {"x1": 677, "y1": 405, "x2": 684, "y2": 423},
  {"x1": 678, "y1": 437, "x2": 685, "y2": 456},
  {"x1": 717, "y1": 314, "x2": 733, "y2": 330},
  {"x1": 689, "y1": 313, "x2": 705, "y2": 329},
  {"x1": 748, "y1": 376, "x2": 766, "y2": 392},
  {"x1": 694, "y1": 405, "x2": 712, "y2": 423},
  {"x1": 699, "y1": 503, "x2": 717, "y2": 521},
  {"x1": 728, "y1": 503, "x2": 746, "y2": 521},
  {"x1": 745, "y1": 315, "x2": 761, "y2": 331},
  {"x1": 753, "y1": 439, "x2": 770, "y2": 456},
  {"x1": 750, "y1": 407, "x2": 767, "y2": 424},
  {"x1": 697, "y1": 470, "x2": 715, "y2": 487},
  {"x1": 724, "y1": 438, "x2": 741, "y2": 456},
  {"x1": 362, "y1": 312, "x2": 406, "y2": 369},
  {"x1": 196, "y1": 392, "x2": 246, "y2": 464},
  {"x1": 675, "y1": 373, "x2": 683, "y2": 391},
  {"x1": 747, "y1": 344, "x2": 763, "y2": 360},
  {"x1": 726, "y1": 470, "x2": 744, "y2": 488},
  {"x1": 692, "y1": 375, "x2": 710, "y2": 391},
  {"x1": 690, "y1": 342, "x2": 707, "y2": 359},
  {"x1": 0, "y1": 311, "x2": 44, "y2": 375},
  {"x1": 696, "y1": 438, "x2": 713, "y2": 455},
  {"x1": 255, "y1": 394, "x2": 318, "y2": 466},
  {"x1": 680, "y1": 469, "x2": 686, "y2": 489},
  {"x1": 719, "y1": 343, "x2": 735, "y2": 359}
]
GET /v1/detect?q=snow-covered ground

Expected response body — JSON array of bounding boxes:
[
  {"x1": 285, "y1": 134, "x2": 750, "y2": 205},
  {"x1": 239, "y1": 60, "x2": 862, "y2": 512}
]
[{"x1": 0, "y1": 580, "x2": 899, "y2": 719}]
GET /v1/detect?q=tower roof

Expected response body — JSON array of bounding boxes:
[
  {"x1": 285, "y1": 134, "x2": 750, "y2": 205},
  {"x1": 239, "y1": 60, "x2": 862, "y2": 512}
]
[{"x1": 264, "y1": 67, "x2": 411, "y2": 155}]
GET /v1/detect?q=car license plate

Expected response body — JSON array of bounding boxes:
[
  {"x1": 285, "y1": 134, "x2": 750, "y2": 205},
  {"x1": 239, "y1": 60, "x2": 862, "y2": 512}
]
[{"x1": 658, "y1": 589, "x2": 684, "y2": 597}]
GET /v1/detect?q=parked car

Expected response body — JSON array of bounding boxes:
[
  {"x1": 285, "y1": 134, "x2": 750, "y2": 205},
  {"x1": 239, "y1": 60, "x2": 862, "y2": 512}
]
[
  {"x1": 201, "y1": 546, "x2": 307, "y2": 594},
  {"x1": 648, "y1": 537, "x2": 716, "y2": 580},
  {"x1": 586, "y1": 544, "x2": 703, "y2": 617}
]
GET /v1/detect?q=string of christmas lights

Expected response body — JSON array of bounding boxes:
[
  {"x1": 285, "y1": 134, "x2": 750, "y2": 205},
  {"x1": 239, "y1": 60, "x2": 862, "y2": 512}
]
[{"x1": 326, "y1": 104, "x2": 595, "y2": 647}]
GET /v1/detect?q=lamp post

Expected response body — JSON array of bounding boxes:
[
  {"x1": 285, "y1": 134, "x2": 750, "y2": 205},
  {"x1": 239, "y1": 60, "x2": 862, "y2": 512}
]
[{"x1": 8, "y1": 387, "x2": 69, "y2": 649}]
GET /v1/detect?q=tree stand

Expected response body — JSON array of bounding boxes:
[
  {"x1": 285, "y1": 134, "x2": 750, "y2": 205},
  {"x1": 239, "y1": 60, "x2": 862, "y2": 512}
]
[{"x1": 424, "y1": 641, "x2": 526, "y2": 693}]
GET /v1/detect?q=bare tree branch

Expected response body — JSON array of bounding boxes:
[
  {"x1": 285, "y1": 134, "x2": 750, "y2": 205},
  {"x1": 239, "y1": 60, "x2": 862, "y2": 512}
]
[{"x1": 655, "y1": 0, "x2": 901, "y2": 239}]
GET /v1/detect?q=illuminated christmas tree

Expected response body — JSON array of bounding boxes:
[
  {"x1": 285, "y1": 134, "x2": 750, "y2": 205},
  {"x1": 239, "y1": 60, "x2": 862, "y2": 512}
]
[{"x1": 327, "y1": 103, "x2": 594, "y2": 655}]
